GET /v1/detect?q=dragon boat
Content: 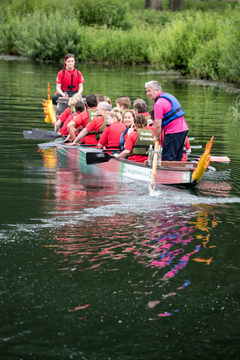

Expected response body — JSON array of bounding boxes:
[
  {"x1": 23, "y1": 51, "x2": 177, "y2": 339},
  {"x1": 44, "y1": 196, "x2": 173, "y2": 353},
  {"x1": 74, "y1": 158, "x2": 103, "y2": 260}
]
[{"x1": 33, "y1": 84, "x2": 230, "y2": 189}]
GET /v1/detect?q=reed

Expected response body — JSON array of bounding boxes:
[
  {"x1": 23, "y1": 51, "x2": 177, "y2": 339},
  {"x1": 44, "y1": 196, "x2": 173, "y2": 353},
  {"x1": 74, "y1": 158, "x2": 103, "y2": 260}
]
[{"x1": 228, "y1": 96, "x2": 240, "y2": 121}]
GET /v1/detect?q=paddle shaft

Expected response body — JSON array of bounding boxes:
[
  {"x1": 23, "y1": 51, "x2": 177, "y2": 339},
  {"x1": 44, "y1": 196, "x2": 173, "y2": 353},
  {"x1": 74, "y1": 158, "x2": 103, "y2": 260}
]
[{"x1": 151, "y1": 141, "x2": 160, "y2": 190}]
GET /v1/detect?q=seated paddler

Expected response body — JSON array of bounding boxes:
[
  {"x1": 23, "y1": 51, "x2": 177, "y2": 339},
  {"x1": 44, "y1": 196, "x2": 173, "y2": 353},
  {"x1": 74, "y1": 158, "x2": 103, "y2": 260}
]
[
  {"x1": 114, "y1": 114, "x2": 154, "y2": 163},
  {"x1": 98, "y1": 109, "x2": 126, "y2": 154},
  {"x1": 71, "y1": 101, "x2": 112, "y2": 147}
]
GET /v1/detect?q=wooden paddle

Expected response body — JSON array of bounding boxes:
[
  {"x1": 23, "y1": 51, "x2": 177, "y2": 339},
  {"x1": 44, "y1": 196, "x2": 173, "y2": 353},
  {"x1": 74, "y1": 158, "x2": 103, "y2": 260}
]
[{"x1": 151, "y1": 140, "x2": 160, "y2": 190}]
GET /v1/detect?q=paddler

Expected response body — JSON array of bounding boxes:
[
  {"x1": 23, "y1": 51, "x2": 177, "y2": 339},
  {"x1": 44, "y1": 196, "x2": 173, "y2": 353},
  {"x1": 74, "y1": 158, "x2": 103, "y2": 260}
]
[
  {"x1": 54, "y1": 93, "x2": 83, "y2": 134},
  {"x1": 115, "y1": 95, "x2": 131, "y2": 113},
  {"x1": 119, "y1": 110, "x2": 136, "y2": 151},
  {"x1": 57, "y1": 100, "x2": 85, "y2": 137},
  {"x1": 145, "y1": 80, "x2": 188, "y2": 161},
  {"x1": 67, "y1": 94, "x2": 98, "y2": 142},
  {"x1": 133, "y1": 99, "x2": 151, "y2": 124},
  {"x1": 72, "y1": 102, "x2": 113, "y2": 146},
  {"x1": 98, "y1": 110, "x2": 126, "y2": 154},
  {"x1": 114, "y1": 114, "x2": 154, "y2": 163},
  {"x1": 52, "y1": 54, "x2": 85, "y2": 114}
]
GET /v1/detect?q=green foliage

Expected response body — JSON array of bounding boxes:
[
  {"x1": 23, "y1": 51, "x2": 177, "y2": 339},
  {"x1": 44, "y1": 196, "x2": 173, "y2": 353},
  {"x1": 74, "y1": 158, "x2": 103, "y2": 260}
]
[
  {"x1": 189, "y1": 6, "x2": 240, "y2": 83},
  {"x1": 188, "y1": 38, "x2": 221, "y2": 81},
  {"x1": 0, "y1": 12, "x2": 82, "y2": 60},
  {"x1": 72, "y1": 0, "x2": 131, "y2": 29},
  {"x1": 132, "y1": 8, "x2": 174, "y2": 27},
  {"x1": 227, "y1": 95, "x2": 240, "y2": 121},
  {"x1": 182, "y1": 0, "x2": 238, "y2": 12},
  {"x1": 3, "y1": 0, "x2": 131, "y2": 29},
  {"x1": 0, "y1": 0, "x2": 240, "y2": 85},
  {"x1": 148, "y1": 11, "x2": 220, "y2": 72}
]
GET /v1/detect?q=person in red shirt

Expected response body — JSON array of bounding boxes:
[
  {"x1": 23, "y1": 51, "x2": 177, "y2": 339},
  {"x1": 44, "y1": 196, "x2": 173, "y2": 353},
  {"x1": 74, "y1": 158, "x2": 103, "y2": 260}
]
[
  {"x1": 119, "y1": 110, "x2": 136, "y2": 151},
  {"x1": 54, "y1": 94, "x2": 83, "y2": 134},
  {"x1": 58, "y1": 101, "x2": 85, "y2": 137},
  {"x1": 114, "y1": 114, "x2": 154, "y2": 163},
  {"x1": 52, "y1": 54, "x2": 85, "y2": 109},
  {"x1": 115, "y1": 95, "x2": 131, "y2": 112},
  {"x1": 72, "y1": 102, "x2": 113, "y2": 147},
  {"x1": 67, "y1": 94, "x2": 98, "y2": 142},
  {"x1": 98, "y1": 110, "x2": 126, "y2": 153},
  {"x1": 133, "y1": 98, "x2": 151, "y2": 123}
]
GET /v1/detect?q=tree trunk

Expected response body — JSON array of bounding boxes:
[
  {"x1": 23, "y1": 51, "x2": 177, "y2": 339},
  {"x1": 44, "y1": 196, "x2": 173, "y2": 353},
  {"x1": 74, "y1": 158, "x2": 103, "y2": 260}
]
[
  {"x1": 145, "y1": 0, "x2": 162, "y2": 11},
  {"x1": 170, "y1": 0, "x2": 184, "y2": 11}
]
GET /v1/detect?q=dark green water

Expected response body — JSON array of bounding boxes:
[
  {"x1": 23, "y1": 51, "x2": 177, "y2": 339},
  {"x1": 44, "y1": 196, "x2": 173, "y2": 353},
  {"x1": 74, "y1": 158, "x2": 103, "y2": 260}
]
[{"x1": 0, "y1": 58, "x2": 240, "y2": 360}]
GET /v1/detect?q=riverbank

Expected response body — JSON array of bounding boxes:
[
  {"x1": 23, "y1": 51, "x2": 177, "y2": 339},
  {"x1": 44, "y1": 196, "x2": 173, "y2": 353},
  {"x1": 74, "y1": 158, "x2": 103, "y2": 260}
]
[{"x1": 0, "y1": 1, "x2": 239, "y2": 84}]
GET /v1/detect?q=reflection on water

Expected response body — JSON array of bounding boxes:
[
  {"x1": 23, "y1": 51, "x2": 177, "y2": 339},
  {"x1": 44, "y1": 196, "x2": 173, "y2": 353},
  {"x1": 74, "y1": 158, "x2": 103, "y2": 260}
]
[{"x1": 41, "y1": 202, "x2": 220, "y2": 320}]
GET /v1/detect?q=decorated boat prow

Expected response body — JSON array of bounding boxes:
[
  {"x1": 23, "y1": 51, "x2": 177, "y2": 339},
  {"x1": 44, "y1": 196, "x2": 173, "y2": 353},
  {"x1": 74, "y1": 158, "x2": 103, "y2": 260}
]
[
  {"x1": 192, "y1": 136, "x2": 214, "y2": 182},
  {"x1": 42, "y1": 82, "x2": 57, "y2": 125}
]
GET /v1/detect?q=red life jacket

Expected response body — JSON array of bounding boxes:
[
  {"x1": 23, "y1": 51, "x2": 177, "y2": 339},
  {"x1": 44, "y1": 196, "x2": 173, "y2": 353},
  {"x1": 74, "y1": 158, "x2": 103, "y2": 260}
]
[{"x1": 59, "y1": 68, "x2": 80, "y2": 92}]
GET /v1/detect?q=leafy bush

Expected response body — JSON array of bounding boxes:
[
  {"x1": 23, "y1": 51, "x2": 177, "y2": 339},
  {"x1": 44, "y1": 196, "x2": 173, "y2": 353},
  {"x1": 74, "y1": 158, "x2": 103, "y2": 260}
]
[
  {"x1": 3, "y1": 0, "x2": 131, "y2": 29},
  {"x1": 73, "y1": 0, "x2": 131, "y2": 29},
  {"x1": 132, "y1": 8, "x2": 174, "y2": 27},
  {"x1": 147, "y1": 11, "x2": 220, "y2": 72},
  {"x1": 189, "y1": 7, "x2": 240, "y2": 83},
  {"x1": 182, "y1": 0, "x2": 238, "y2": 12},
  {"x1": 0, "y1": 12, "x2": 82, "y2": 60}
]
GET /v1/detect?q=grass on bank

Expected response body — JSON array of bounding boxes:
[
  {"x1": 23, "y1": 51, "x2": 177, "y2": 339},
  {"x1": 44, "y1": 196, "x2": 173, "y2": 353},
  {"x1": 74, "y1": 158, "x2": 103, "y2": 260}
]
[{"x1": 0, "y1": 0, "x2": 240, "y2": 84}]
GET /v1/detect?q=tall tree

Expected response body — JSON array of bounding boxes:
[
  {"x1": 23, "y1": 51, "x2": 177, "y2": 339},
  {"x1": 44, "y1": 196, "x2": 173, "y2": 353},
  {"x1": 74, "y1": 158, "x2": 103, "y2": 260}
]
[
  {"x1": 145, "y1": 0, "x2": 162, "y2": 10},
  {"x1": 170, "y1": 0, "x2": 184, "y2": 11}
]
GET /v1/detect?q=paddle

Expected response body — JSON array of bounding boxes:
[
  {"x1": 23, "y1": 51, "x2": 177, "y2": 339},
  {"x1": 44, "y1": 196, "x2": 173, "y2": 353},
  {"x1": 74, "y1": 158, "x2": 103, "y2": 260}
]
[
  {"x1": 23, "y1": 130, "x2": 35, "y2": 139},
  {"x1": 190, "y1": 145, "x2": 202, "y2": 149},
  {"x1": 38, "y1": 141, "x2": 98, "y2": 151},
  {"x1": 23, "y1": 129, "x2": 61, "y2": 140},
  {"x1": 189, "y1": 154, "x2": 230, "y2": 163},
  {"x1": 37, "y1": 141, "x2": 58, "y2": 150},
  {"x1": 151, "y1": 140, "x2": 160, "y2": 190},
  {"x1": 86, "y1": 151, "x2": 113, "y2": 165}
]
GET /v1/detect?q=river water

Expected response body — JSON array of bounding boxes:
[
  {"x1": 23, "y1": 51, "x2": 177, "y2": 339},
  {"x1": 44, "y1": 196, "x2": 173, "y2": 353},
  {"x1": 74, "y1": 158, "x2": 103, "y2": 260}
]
[{"x1": 0, "y1": 58, "x2": 239, "y2": 359}]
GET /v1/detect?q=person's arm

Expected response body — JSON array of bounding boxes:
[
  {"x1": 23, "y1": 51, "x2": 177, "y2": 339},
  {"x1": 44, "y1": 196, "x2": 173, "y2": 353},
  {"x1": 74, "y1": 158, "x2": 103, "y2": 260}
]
[
  {"x1": 67, "y1": 120, "x2": 78, "y2": 141},
  {"x1": 72, "y1": 127, "x2": 89, "y2": 145},
  {"x1": 98, "y1": 127, "x2": 108, "y2": 149},
  {"x1": 114, "y1": 149, "x2": 130, "y2": 159},
  {"x1": 154, "y1": 119, "x2": 162, "y2": 140},
  {"x1": 54, "y1": 119, "x2": 62, "y2": 132},
  {"x1": 56, "y1": 83, "x2": 66, "y2": 97},
  {"x1": 76, "y1": 83, "x2": 83, "y2": 96}
]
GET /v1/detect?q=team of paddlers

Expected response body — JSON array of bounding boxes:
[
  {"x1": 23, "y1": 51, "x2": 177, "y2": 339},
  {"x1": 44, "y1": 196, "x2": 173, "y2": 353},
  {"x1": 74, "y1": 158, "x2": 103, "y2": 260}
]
[{"x1": 50, "y1": 54, "x2": 191, "y2": 164}]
